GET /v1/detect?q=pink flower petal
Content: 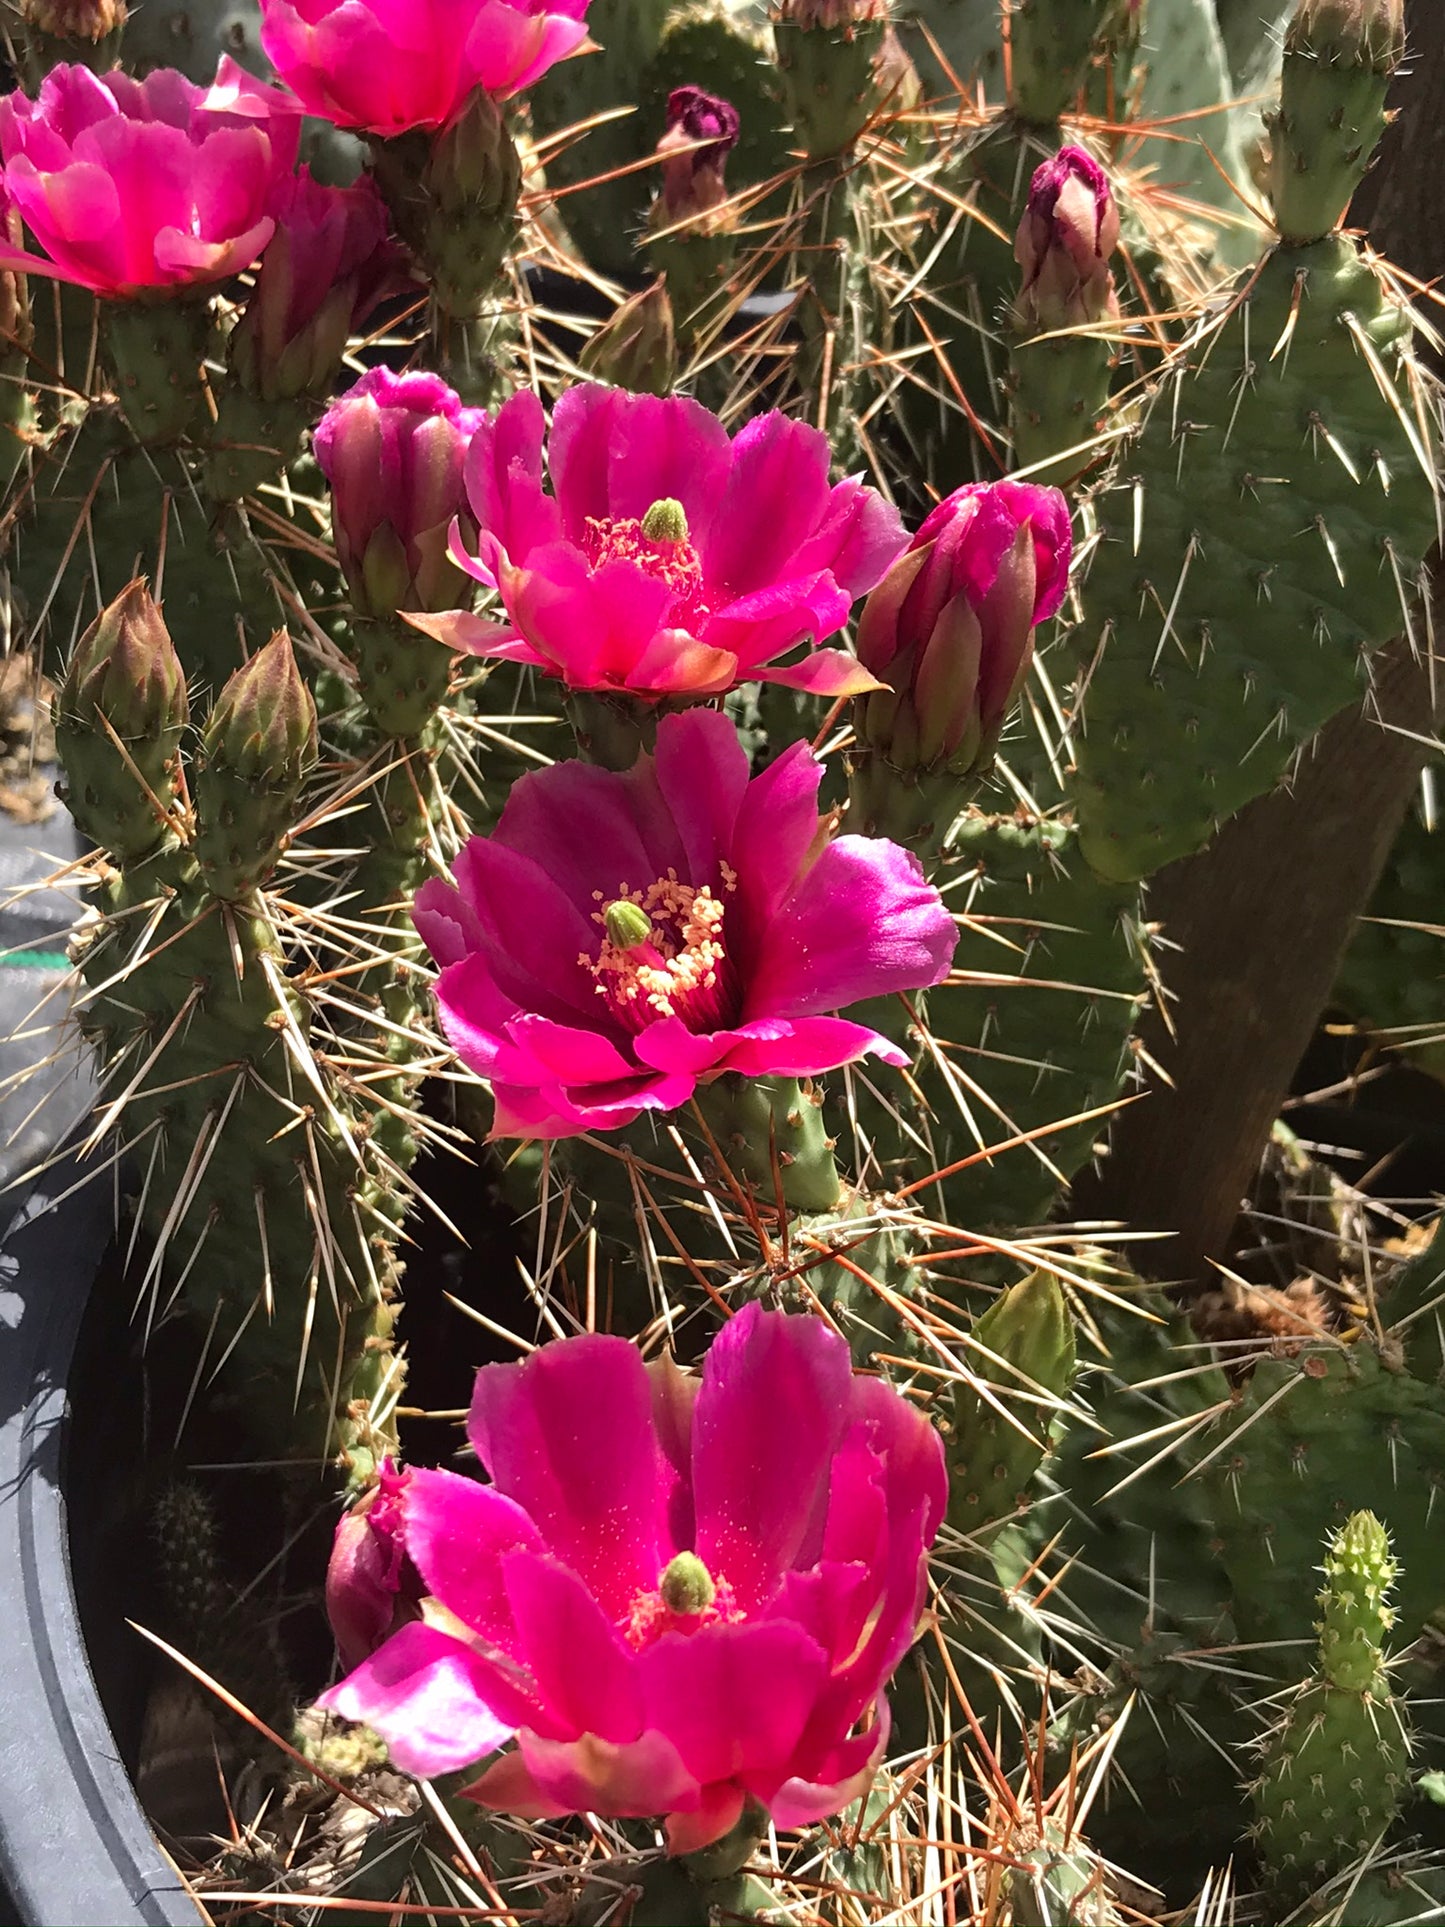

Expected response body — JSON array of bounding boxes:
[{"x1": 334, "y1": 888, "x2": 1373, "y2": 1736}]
[
  {"x1": 692, "y1": 1304, "x2": 854, "y2": 1609},
  {"x1": 744, "y1": 837, "x2": 956, "y2": 1021},
  {"x1": 638, "y1": 1619, "x2": 829, "y2": 1787},
  {"x1": 647, "y1": 1352, "x2": 699, "y2": 1554},
  {"x1": 714, "y1": 1014, "x2": 907, "y2": 1078},
  {"x1": 754, "y1": 648, "x2": 886, "y2": 697},
  {"x1": 664, "y1": 1782, "x2": 748, "y2": 1854},
  {"x1": 763, "y1": 1706, "x2": 889, "y2": 1829},
  {"x1": 631, "y1": 1017, "x2": 732, "y2": 1076},
  {"x1": 786, "y1": 473, "x2": 908, "y2": 598},
  {"x1": 702, "y1": 412, "x2": 833, "y2": 600},
  {"x1": 319, "y1": 1621, "x2": 519, "y2": 1778},
  {"x1": 468, "y1": 1335, "x2": 671, "y2": 1619},
  {"x1": 651, "y1": 706, "x2": 750, "y2": 882},
  {"x1": 510, "y1": 1726, "x2": 701, "y2": 1818},
  {"x1": 463, "y1": 388, "x2": 561, "y2": 564},
  {"x1": 501, "y1": 1551, "x2": 644, "y2": 1742},
  {"x1": 399, "y1": 1468, "x2": 543, "y2": 1655}
]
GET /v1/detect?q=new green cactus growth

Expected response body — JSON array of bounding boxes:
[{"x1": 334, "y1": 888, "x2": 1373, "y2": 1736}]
[
  {"x1": 948, "y1": 1268, "x2": 1076, "y2": 1541},
  {"x1": 1251, "y1": 1511, "x2": 1412, "y2": 1895},
  {"x1": 1268, "y1": 0, "x2": 1405, "y2": 243}
]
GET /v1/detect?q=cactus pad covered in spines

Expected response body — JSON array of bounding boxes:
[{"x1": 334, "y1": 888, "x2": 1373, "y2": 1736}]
[
  {"x1": 1069, "y1": 235, "x2": 1437, "y2": 882},
  {"x1": 1251, "y1": 1511, "x2": 1412, "y2": 1894}
]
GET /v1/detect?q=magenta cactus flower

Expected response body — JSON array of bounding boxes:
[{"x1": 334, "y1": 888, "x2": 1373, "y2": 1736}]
[
  {"x1": 855, "y1": 480, "x2": 1072, "y2": 774},
  {"x1": 321, "y1": 1304, "x2": 946, "y2": 1851},
  {"x1": 0, "y1": 59, "x2": 301, "y2": 298},
  {"x1": 411, "y1": 707, "x2": 956, "y2": 1138},
  {"x1": 257, "y1": 0, "x2": 593, "y2": 134},
  {"x1": 414, "y1": 383, "x2": 908, "y2": 700},
  {"x1": 1014, "y1": 146, "x2": 1120, "y2": 333},
  {"x1": 314, "y1": 367, "x2": 484, "y2": 620},
  {"x1": 229, "y1": 169, "x2": 408, "y2": 402}
]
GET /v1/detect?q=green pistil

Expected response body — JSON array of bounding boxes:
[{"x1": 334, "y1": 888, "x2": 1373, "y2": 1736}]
[
  {"x1": 659, "y1": 1550, "x2": 716, "y2": 1616},
  {"x1": 604, "y1": 898, "x2": 654, "y2": 949},
  {"x1": 641, "y1": 497, "x2": 689, "y2": 546}
]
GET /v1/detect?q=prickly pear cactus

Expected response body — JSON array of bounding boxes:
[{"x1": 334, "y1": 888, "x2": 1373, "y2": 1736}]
[
  {"x1": 1250, "y1": 1511, "x2": 1412, "y2": 1896},
  {"x1": 1069, "y1": 233, "x2": 1436, "y2": 882}
]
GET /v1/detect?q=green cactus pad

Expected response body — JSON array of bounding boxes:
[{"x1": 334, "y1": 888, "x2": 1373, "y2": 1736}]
[
  {"x1": 904, "y1": 811, "x2": 1151, "y2": 1229},
  {"x1": 1252, "y1": 1511, "x2": 1410, "y2": 1894},
  {"x1": 1201, "y1": 1345, "x2": 1445, "y2": 1661},
  {"x1": 947, "y1": 1268, "x2": 1076, "y2": 1541},
  {"x1": 1252, "y1": 1675, "x2": 1411, "y2": 1891},
  {"x1": 14, "y1": 413, "x2": 286, "y2": 690},
  {"x1": 1071, "y1": 236, "x2": 1436, "y2": 882}
]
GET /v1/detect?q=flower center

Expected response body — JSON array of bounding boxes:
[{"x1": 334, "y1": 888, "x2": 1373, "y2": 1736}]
[
  {"x1": 580, "y1": 497, "x2": 710, "y2": 633},
  {"x1": 580, "y1": 866, "x2": 740, "y2": 1035},
  {"x1": 620, "y1": 1552, "x2": 744, "y2": 1651}
]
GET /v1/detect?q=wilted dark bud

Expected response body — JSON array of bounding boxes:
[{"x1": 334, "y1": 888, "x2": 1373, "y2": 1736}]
[
  {"x1": 19, "y1": 0, "x2": 125, "y2": 37},
  {"x1": 655, "y1": 86, "x2": 740, "y2": 228}
]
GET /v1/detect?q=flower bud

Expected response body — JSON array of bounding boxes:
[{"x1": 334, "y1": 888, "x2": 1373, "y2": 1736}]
[
  {"x1": 314, "y1": 368, "x2": 484, "y2": 618},
  {"x1": 229, "y1": 170, "x2": 408, "y2": 404},
  {"x1": 200, "y1": 630, "x2": 318, "y2": 784},
  {"x1": 1014, "y1": 146, "x2": 1119, "y2": 334},
  {"x1": 325, "y1": 1464, "x2": 421, "y2": 1672},
  {"x1": 55, "y1": 579, "x2": 188, "y2": 860},
  {"x1": 854, "y1": 481, "x2": 1071, "y2": 776},
  {"x1": 655, "y1": 86, "x2": 740, "y2": 227},
  {"x1": 19, "y1": 0, "x2": 125, "y2": 38},
  {"x1": 579, "y1": 276, "x2": 677, "y2": 396},
  {"x1": 60, "y1": 579, "x2": 187, "y2": 746},
  {"x1": 1289, "y1": 0, "x2": 1403, "y2": 66},
  {"x1": 194, "y1": 631, "x2": 319, "y2": 897}
]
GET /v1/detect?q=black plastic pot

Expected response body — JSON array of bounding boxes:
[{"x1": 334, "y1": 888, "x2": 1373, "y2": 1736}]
[
  {"x1": 0, "y1": 1157, "x2": 201, "y2": 1926},
  {"x1": 0, "y1": 787, "x2": 200, "y2": 1925}
]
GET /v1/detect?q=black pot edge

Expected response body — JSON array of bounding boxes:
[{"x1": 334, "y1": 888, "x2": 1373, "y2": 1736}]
[{"x1": 0, "y1": 1155, "x2": 202, "y2": 1927}]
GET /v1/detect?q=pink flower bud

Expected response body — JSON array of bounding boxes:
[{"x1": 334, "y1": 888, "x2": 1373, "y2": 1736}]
[
  {"x1": 313, "y1": 367, "x2": 484, "y2": 618},
  {"x1": 1013, "y1": 145, "x2": 1120, "y2": 334},
  {"x1": 325, "y1": 1463, "x2": 422, "y2": 1672},
  {"x1": 855, "y1": 480, "x2": 1072, "y2": 773},
  {"x1": 230, "y1": 170, "x2": 409, "y2": 403},
  {"x1": 656, "y1": 86, "x2": 740, "y2": 225}
]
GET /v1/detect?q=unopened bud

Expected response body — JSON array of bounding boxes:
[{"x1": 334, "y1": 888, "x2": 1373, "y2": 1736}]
[
  {"x1": 195, "y1": 632, "x2": 318, "y2": 898},
  {"x1": 19, "y1": 0, "x2": 125, "y2": 38},
  {"x1": 659, "y1": 1551, "x2": 716, "y2": 1616},
  {"x1": 61, "y1": 579, "x2": 187, "y2": 744},
  {"x1": 579, "y1": 277, "x2": 677, "y2": 397},
  {"x1": 1289, "y1": 0, "x2": 1404, "y2": 66},
  {"x1": 201, "y1": 631, "x2": 318, "y2": 784},
  {"x1": 1014, "y1": 146, "x2": 1120, "y2": 334},
  {"x1": 55, "y1": 580, "x2": 187, "y2": 860},
  {"x1": 853, "y1": 483, "x2": 1070, "y2": 777}
]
